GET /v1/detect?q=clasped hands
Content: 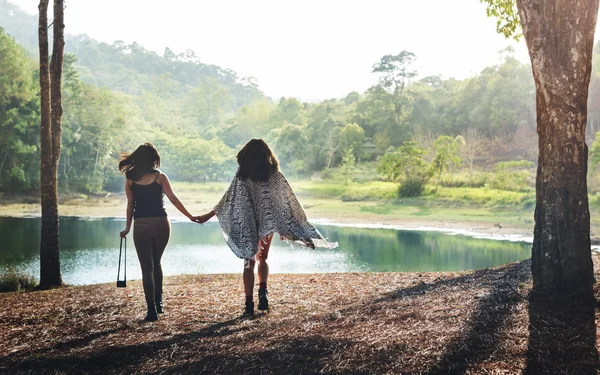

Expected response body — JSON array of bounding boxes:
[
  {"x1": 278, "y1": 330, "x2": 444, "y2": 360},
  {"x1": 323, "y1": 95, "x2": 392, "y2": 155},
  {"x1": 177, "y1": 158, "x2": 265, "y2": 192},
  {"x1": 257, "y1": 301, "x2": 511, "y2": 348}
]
[{"x1": 191, "y1": 212, "x2": 212, "y2": 224}]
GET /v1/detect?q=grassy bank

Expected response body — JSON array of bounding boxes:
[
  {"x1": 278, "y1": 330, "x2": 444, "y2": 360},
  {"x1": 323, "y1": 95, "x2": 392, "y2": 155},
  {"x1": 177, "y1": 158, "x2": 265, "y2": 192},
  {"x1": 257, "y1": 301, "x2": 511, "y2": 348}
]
[
  {"x1": 1, "y1": 257, "x2": 599, "y2": 374},
  {"x1": 0, "y1": 179, "x2": 541, "y2": 239}
]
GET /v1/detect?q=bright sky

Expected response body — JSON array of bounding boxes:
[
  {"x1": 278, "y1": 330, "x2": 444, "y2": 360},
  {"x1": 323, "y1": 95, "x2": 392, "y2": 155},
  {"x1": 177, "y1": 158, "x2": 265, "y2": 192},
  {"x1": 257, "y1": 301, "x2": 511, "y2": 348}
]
[{"x1": 9, "y1": 0, "x2": 532, "y2": 101}]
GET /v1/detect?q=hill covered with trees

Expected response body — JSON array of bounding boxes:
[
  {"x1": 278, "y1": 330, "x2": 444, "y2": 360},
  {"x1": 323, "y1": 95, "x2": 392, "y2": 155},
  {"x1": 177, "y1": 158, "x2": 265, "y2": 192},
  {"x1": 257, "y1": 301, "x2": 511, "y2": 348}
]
[{"x1": 4, "y1": 0, "x2": 600, "y2": 198}]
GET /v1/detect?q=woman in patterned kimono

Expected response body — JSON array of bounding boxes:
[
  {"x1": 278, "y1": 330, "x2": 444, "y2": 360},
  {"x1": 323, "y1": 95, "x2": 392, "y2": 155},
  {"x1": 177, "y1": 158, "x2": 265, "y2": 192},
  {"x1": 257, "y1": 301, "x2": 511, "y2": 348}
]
[{"x1": 197, "y1": 138, "x2": 337, "y2": 317}]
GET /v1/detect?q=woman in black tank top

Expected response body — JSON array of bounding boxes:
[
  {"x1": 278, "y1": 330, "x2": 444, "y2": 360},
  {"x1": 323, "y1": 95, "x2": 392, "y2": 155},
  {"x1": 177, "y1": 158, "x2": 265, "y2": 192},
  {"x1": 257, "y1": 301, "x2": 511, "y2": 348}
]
[{"x1": 119, "y1": 143, "x2": 200, "y2": 322}]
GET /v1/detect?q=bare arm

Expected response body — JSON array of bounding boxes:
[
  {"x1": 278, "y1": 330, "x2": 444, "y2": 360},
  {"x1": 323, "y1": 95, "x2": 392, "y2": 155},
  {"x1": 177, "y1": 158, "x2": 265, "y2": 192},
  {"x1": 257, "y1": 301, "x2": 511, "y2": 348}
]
[
  {"x1": 120, "y1": 179, "x2": 134, "y2": 238},
  {"x1": 159, "y1": 173, "x2": 197, "y2": 221}
]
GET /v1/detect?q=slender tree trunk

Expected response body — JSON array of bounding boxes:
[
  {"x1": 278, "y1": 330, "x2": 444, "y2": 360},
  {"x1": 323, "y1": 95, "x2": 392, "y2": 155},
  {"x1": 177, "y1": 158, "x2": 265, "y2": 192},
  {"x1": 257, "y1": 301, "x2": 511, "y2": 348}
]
[
  {"x1": 51, "y1": 0, "x2": 64, "y2": 173},
  {"x1": 517, "y1": 0, "x2": 598, "y2": 295},
  {"x1": 63, "y1": 152, "x2": 69, "y2": 191},
  {"x1": 0, "y1": 152, "x2": 8, "y2": 175},
  {"x1": 434, "y1": 156, "x2": 444, "y2": 195},
  {"x1": 38, "y1": 0, "x2": 64, "y2": 289},
  {"x1": 93, "y1": 144, "x2": 100, "y2": 174}
]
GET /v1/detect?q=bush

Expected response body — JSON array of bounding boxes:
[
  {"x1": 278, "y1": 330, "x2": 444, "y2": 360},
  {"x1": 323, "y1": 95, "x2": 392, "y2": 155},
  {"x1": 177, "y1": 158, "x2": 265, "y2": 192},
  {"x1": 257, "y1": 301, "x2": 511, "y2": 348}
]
[
  {"x1": 439, "y1": 171, "x2": 490, "y2": 188},
  {"x1": 490, "y1": 160, "x2": 535, "y2": 192},
  {"x1": 320, "y1": 161, "x2": 383, "y2": 183},
  {"x1": 0, "y1": 269, "x2": 38, "y2": 292},
  {"x1": 398, "y1": 179, "x2": 425, "y2": 198}
]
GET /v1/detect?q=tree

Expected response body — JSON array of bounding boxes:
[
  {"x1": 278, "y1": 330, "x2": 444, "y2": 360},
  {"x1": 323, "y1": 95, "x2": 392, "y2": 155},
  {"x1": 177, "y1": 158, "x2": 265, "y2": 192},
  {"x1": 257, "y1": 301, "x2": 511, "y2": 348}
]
[
  {"x1": 481, "y1": 0, "x2": 598, "y2": 294},
  {"x1": 273, "y1": 123, "x2": 309, "y2": 175},
  {"x1": 432, "y1": 135, "x2": 461, "y2": 194},
  {"x1": 372, "y1": 51, "x2": 417, "y2": 128},
  {"x1": 339, "y1": 123, "x2": 366, "y2": 161},
  {"x1": 324, "y1": 126, "x2": 342, "y2": 168},
  {"x1": 378, "y1": 141, "x2": 429, "y2": 183},
  {"x1": 38, "y1": 0, "x2": 65, "y2": 289},
  {"x1": 185, "y1": 77, "x2": 233, "y2": 127},
  {"x1": 0, "y1": 28, "x2": 39, "y2": 192},
  {"x1": 378, "y1": 141, "x2": 430, "y2": 198},
  {"x1": 462, "y1": 128, "x2": 486, "y2": 185},
  {"x1": 341, "y1": 148, "x2": 356, "y2": 185}
]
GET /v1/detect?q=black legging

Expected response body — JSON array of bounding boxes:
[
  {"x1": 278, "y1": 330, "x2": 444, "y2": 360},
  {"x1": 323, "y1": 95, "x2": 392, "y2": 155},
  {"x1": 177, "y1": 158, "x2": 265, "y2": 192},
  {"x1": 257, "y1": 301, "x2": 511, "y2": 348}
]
[{"x1": 133, "y1": 216, "x2": 171, "y2": 305}]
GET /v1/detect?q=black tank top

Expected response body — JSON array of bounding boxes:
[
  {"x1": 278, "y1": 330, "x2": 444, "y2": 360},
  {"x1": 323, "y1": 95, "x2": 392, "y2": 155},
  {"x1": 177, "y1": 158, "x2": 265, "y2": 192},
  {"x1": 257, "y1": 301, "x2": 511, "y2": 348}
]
[{"x1": 131, "y1": 171, "x2": 167, "y2": 219}]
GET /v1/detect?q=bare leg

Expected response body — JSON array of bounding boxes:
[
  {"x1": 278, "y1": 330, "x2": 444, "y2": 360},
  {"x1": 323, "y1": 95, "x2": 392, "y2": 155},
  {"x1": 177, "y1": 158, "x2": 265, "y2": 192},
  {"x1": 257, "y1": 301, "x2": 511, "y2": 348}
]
[
  {"x1": 257, "y1": 234, "x2": 273, "y2": 284},
  {"x1": 257, "y1": 234, "x2": 273, "y2": 311},
  {"x1": 243, "y1": 259, "x2": 256, "y2": 297}
]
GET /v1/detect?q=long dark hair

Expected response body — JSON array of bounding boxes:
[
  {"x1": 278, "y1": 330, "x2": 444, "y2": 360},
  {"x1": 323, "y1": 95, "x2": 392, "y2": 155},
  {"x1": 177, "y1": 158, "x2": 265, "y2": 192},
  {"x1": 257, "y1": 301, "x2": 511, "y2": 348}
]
[
  {"x1": 236, "y1": 138, "x2": 280, "y2": 182},
  {"x1": 119, "y1": 143, "x2": 161, "y2": 181}
]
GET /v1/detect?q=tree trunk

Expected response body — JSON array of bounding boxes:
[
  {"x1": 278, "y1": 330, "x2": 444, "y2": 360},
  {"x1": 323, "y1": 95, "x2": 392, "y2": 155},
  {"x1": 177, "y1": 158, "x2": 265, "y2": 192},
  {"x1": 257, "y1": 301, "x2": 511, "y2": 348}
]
[
  {"x1": 0, "y1": 152, "x2": 8, "y2": 175},
  {"x1": 434, "y1": 156, "x2": 444, "y2": 196},
  {"x1": 38, "y1": 0, "x2": 63, "y2": 289},
  {"x1": 51, "y1": 0, "x2": 64, "y2": 173},
  {"x1": 517, "y1": 0, "x2": 598, "y2": 295}
]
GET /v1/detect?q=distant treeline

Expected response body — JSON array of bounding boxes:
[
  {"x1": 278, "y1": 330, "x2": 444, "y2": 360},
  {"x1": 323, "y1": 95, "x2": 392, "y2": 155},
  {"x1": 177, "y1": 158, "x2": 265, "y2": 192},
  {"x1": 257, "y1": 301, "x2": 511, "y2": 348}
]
[{"x1": 2, "y1": 0, "x2": 600, "y2": 195}]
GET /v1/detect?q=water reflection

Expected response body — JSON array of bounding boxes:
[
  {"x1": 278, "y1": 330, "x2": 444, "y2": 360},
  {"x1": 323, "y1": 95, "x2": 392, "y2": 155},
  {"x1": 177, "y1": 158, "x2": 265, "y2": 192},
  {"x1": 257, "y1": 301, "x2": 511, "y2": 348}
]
[{"x1": 0, "y1": 217, "x2": 530, "y2": 285}]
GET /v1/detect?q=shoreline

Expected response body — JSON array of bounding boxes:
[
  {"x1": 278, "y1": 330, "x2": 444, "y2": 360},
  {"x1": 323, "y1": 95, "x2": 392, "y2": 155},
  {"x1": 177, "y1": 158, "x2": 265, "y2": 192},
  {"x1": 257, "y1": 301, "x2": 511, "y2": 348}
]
[
  {"x1": 8, "y1": 211, "x2": 600, "y2": 249},
  {"x1": 1, "y1": 210, "x2": 536, "y2": 245}
]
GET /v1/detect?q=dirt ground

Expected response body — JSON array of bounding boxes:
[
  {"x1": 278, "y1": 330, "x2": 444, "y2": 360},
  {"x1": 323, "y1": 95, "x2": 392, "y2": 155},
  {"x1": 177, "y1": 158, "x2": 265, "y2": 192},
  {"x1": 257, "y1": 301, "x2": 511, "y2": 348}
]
[{"x1": 1, "y1": 257, "x2": 599, "y2": 374}]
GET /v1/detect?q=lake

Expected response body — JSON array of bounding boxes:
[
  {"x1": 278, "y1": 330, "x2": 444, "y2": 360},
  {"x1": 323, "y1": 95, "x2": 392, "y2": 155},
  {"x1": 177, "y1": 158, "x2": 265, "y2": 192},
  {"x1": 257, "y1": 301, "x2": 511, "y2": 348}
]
[{"x1": 0, "y1": 217, "x2": 531, "y2": 285}]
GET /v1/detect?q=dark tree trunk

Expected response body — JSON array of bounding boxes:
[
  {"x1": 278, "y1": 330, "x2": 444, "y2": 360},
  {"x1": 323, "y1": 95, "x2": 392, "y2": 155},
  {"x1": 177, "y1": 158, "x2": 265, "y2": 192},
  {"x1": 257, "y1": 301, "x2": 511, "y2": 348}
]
[
  {"x1": 51, "y1": 0, "x2": 64, "y2": 173},
  {"x1": 38, "y1": 0, "x2": 64, "y2": 289},
  {"x1": 516, "y1": 0, "x2": 599, "y2": 294}
]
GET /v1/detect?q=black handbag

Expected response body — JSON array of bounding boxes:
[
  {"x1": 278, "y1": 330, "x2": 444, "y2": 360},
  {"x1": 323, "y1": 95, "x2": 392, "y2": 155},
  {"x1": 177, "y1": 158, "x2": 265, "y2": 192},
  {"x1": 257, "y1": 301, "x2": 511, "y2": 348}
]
[{"x1": 117, "y1": 237, "x2": 127, "y2": 288}]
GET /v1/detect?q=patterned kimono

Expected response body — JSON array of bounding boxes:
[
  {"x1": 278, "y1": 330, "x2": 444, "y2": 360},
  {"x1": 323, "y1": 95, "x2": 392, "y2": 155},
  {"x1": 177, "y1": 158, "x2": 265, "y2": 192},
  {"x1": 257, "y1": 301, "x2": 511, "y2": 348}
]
[{"x1": 213, "y1": 170, "x2": 338, "y2": 260}]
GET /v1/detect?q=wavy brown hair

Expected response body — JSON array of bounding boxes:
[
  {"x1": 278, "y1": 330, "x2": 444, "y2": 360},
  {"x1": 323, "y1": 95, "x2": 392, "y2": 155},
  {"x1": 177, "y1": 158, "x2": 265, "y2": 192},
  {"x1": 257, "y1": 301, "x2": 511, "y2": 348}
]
[
  {"x1": 118, "y1": 143, "x2": 161, "y2": 181},
  {"x1": 236, "y1": 138, "x2": 280, "y2": 182}
]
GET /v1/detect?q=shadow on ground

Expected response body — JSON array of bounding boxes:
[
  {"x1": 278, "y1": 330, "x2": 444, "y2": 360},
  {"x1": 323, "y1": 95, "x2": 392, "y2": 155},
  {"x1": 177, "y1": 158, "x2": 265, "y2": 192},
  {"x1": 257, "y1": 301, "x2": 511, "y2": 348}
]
[
  {"x1": 2, "y1": 259, "x2": 599, "y2": 374},
  {"x1": 525, "y1": 291, "x2": 599, "y2": 374}
]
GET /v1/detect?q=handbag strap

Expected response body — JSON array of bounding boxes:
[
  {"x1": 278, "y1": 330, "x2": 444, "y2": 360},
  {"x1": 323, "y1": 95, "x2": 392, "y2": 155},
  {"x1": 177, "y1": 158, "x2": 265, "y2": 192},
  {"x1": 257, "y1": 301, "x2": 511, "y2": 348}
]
[{"x1": 117, "y1": 237, "x2": 126, "y2": 281}]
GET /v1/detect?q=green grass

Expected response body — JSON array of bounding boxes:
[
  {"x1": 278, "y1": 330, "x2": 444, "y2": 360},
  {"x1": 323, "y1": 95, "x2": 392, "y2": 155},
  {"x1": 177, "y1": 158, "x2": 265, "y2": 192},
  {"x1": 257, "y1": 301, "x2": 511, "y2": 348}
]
[
  {"x1": 0, "y1": 269, "x2": 37, "y2": 292},
  {"x1": 427, "y1": 186, "x2": 536, "y2": 208},
  {"x1": 291, "y1": 180, "x2": 535, "y2": 209},
  {"x1": 293, "y1": 180, "x2": 397, "y2": 201},
  {"x1": 170, "y1": 177, "x2": 540, "y2": 229}
]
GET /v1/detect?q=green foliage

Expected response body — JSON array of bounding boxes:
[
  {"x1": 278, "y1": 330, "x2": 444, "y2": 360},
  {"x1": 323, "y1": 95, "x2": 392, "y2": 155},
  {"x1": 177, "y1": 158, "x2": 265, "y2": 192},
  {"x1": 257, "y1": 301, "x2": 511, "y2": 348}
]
[
  {"x1": 398, "y1": 178, "x2": 425, "y2": 198},
  {"x1": 273, "y1": 123, "x2": 309, "y2": 175},
  {"x1": 0, "y1": 5, "x2": 550, "y2": 197},
  {"x1": 341, "y1": 148, "x2": 356, "y2": 184},
  {"x1": 293, "y1": 180, "x2": 397, "y2": 201},
  {"x1": 321, "y1": 161, "x2": 382, "y2": 183},
  {"x1": 154, "y1": 133, "x2": 236, "y2": 182},
  {"x1": 432, "y1": 135, "x2": 462, "y2": 193},
  {"x1": 439, "y1": 170, "x2": 491, "y2": 188},
  {"x1": 431, "y1": 186, "x2": 535, "y2": 208},
  {"x1": 0, "y1": 268, "x2": 37, "y2": 292},
  {"x1": 372, "y1": 51, "x2": 418, "y2": 93},
  {"x1": 339, "y1": 123, "x2": 366, "y2": 159},
  {"x1": 378, "y1": 141, "x2": 430, "y2": 183},
  {"x1": 590, "y1": 131, "x2": 600, "y2": 172},
  {"x1": 479, "y1": 0, "x2": 521, "y2": 39},
  {"x1": 490, "y1": 160, "x2": 535, "y2": 192},
  {"x1": 305, "y1": 99, "x2": 346, "y2": 169},
  {"x1": 0, "y1": 27, "x2": 39, "y2": 192},
  {"x1": 185, "y1": 77, "x2": 233, "y2": 127}
]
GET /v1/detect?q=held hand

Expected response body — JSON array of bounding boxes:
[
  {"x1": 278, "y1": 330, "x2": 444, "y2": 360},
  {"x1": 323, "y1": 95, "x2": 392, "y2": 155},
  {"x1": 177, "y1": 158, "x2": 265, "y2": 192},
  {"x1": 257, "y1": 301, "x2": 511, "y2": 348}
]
[
  {"x1": 189, "y1": 215, "x2": 201, "y2": 223},
  {"x1": 195, "y1": 213, "x2": 211, "y2": 224},
  {"x1": 120, "y1": 228, "x2": 130, "y2": 238}
]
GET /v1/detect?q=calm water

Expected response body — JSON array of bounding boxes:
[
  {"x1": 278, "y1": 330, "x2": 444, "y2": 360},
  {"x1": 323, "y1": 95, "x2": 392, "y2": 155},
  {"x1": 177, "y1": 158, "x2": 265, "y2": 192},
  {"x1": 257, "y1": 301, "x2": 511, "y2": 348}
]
[{"x1": 0, "y1": 217, "x2": 531, "y2": 285}]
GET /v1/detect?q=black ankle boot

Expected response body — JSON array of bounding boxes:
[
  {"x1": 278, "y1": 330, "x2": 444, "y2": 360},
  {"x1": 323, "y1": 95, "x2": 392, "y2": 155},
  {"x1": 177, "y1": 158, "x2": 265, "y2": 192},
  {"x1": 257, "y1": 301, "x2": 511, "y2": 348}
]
[
  {"x1": 145, "y1": 303, "x2": 158, "y2": 322},
  {"x1": 243, "y1": 300, "x2": 255, "y2": 317},
  {"x1": 258, "y1": 288, "x2": 268, "y2": 311},
  {"x1": 155, "y1": 295, "x2": 163, "y2": 314}
]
